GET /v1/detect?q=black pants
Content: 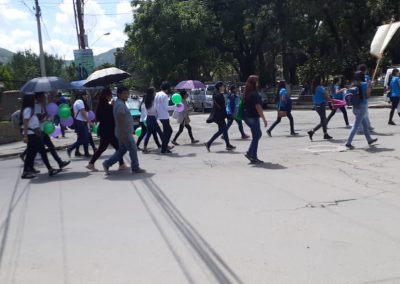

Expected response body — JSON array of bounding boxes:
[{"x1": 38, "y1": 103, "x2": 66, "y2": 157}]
[
  {"x1": 268, "y1": 110, "x2": 295, "y2": 133},
  {"x1": 313, "y1": 104, "x2": 328, "y2": 134},
  {"x1": 24, "y1": 134, "x2": 52, "y2": 172},
  {"x1": 326, "y1": 106, "x2": 349, "y2": 126},
  {"x1": 226, "y1": 115, "x2": 246, "y2": 137},
  {"x1": 137, "y1": 122, "x2": 161, "y2": 148},
  {"x1": 160, "y1": 119, "x2": 173, "y2": 152},
  {"x1": 389, "y1": 97, "x2": 400, "y2": 122},
  {"x1": 207, "y1": 120, "x2": 230, "y2": 147},
  {"x1": 89, "y1": 134, "x2": 124, "y2": 165},
  {"x1": 42, "y1": 133, "x2": 63, "y2": 166},
  {"x1": 173, "y1": 122, "x2": 194, "y2": 142}
]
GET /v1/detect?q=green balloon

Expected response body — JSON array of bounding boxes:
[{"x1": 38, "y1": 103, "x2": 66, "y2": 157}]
[
  {"x1": 59, "y1": 103, "x2": 69, "y2": 109},
  {"x1": 58, "y1": 106, "x2": 71, "y2": 119},
  {"x1": 92, "y1": 123, "x2": 99, "y2": 134},
  {"x1": 43, "y1": 121, "x2": 56, "y2": 135},
  {"x1": 171, "y1": 93, "x2": 182, "y2": 105},
  {"x1": 135, "y1": 127, "x2": 142, "y2": 137}
]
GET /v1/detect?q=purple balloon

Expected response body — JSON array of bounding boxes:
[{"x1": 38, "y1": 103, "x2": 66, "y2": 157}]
[
  {"x1": 176, "y1": 103, "x2": 185, "y2": 113},
  {"x1": 46, "y1": 103, "x2": 59, "y2": 116},
  {"x1": 61, "y1": 116, "x2": 74, "y2": 127},
  {"x1": 88, "y1": 110, "x2": 96, "y2": 121},
  {"x1": 51, "y1": 126, "x2": 62, "y2": 138}
]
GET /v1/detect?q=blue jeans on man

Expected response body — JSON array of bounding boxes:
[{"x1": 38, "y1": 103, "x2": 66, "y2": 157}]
[
  {"x1": 103, "y1": 135, "x2": 140, "y2": 170},
  {"x1": 244, "y1": 117, "x2": 262, "y2": 159},
  {"x1": 347, "y1": 104, "x2": 373, "y2": 145}
]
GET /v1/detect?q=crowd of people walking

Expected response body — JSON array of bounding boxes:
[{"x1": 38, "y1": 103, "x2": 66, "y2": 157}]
[{"x1": 18, "y1": 65, "x2": 398, "y2": 179}]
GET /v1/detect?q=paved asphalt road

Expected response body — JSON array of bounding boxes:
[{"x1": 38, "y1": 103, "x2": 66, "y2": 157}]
[{"x1": 0, "y1": 108, "x2": 400, "y2": 284}]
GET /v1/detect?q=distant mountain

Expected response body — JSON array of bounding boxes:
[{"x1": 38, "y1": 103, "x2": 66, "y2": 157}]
[
  {"x1": 94, "y1": 48, "x2": 118, "y2": 66},
  {"x1": 0, "y1": 47, "x2": 14, "y2": 64}
]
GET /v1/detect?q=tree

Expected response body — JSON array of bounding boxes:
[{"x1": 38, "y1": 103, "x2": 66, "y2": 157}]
[{"x1": 0, "y1": 64, "x2": 15, "y2": 90}]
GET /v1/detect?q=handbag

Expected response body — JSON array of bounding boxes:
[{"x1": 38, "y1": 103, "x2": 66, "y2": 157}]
[
  {"x1": 234, "y1": 98, "x2": 244, "y2": 121},
  {"x1": 278, "y1": 110, "x2": 287, "y2": 117}
]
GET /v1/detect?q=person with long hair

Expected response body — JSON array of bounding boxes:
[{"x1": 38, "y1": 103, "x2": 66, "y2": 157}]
[
  {"x1": 225, "y1": 85, "x2": 249, "y2": 139},
  {"x1": 155, "y1": 82, "x2": 174, "y2": 154},
  {"x1": 20, "y1": 95, "x2": 61, "y2": 179},
  {"x1": 388, "y1": 68, "x2": 400, "y2": 125},
  {"x1": 67, "y1": 92, "x2": 91, "y2": 158},
  {"x1": 205, "y1": 81, "x2": 236, "y2": 152},
  {"x1": 136, "y1": 94, "x2": 162, "y2": 150},
  {"x1": 243, "y1": 75, "x2": 268, "y2": 163},
  {"x1": 326, "y1": 76, "x2": 350, "y2": 127},
  {"x1": 143, "y1": 87, "x2": 164, "y2": 153},
  {"x1": 345, "y1": 71, "x2": 378, "y2": 149},
  {"x1": 267, "y1": 80, "x2": 297, "y2": 136},
  {"x1": 86, "y1": 88, "x2": 128, "y2": 171},
  {"x1": 307, "y1": 76, "x2": 333, "y2": 141},
  {"x1": 171, "y1": 90, "x2": 199, "y2": 145}
]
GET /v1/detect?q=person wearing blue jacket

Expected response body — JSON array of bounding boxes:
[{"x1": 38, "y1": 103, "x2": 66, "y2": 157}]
[
  {"x1": 388, "y1": 68, "x2": 400, "y2": 125},
  {"x1": 224, "y1": 85, "x2": 249, "y2": 139},
  {"x1": 326, "y1": 76, "x2": 350, "y2": 127},
  {"x1": 267, "y1": 80, "x2": 297, "y2": 136}
]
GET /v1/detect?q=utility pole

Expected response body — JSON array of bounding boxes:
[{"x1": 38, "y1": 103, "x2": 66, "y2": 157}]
[
  {"x1": 76, "y1": 0, "x2": 86, "y2": 49},
  {"x1": 72, "y1": 0, "x2": 81, "y2": 49},
  {"x1": 35, "y1": 0, "x2": 46, "y2": 77}
]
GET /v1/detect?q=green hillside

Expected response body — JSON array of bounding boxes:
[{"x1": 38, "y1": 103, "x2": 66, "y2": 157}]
[{"x1": 0, "y1": 47, "x2": 14, "y2": 64}]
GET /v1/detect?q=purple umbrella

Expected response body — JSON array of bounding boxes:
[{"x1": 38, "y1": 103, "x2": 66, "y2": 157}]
[{"x1": 175, "y1": 80, "x2": 205, "y2": 90}]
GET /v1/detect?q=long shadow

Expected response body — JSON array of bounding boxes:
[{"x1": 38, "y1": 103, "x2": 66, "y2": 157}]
[
  {"x1": 326, "y1": 139, "x2": 347, "y2": 144},
  {"x1": 136, "y1": 179, "x2": 244, "y2": 284},
  {"x1": 214, "y1": 151, "x2": 243, "y2": 155},
  {"x1": 364, "y1": 147, "x2": 395, "y2": 153},
  {"x1": 105, "y1": 172, "x2": 155, "y2": 181},
  {"x1": 29, "y1": 171, "x2": 91, "y2": 184},
  {"x1": 368, "y1": 132, "x2": 394, "y2": 137},
  {"x1": 250, "y1": 162, "x2": 287, "y2": 169}
]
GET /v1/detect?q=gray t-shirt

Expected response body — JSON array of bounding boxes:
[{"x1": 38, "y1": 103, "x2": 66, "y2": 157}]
[{"x1": 113, "y1": 99, "x2": 134, "y2": 137}]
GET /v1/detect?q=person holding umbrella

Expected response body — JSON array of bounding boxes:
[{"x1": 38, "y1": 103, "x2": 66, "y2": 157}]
[{"x1": 20, "y1": 95, "x2": 61, "y2": 179}]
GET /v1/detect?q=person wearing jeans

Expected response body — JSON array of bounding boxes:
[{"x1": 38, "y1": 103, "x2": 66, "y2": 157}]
[
  {"x1": 155, "y1": 82, "x2": 174, "y2": 154},
  {"x1": 388, "y1": 68, "x2": 400, "y2": 125},
  {"x1": 103, "y1": 86, "x2": 145, "y2": 174},
  {"x1": 346, "y1": 71, "x2": 378, "y2": 149},
  {"x1": 308, "y1": 75, "x2": 333, "y2": 141},
  {"x1": 67, "y1": 93, "x2": 90, "y2": 157},
  {"x1": 243, "y1": 75, "x2": 268, "y2": 164}
]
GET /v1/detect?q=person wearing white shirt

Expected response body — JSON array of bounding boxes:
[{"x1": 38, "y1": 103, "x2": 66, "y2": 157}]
[
  {"x1": 143, "y1": 88, "x2": 164, "y2": 153},
  {"x1": 67, "y1": 93, "x2": 91, "y2": 157},
  {"x1": 155, "y1": 81, "x2": 173, "y2": 154},
  {"x1": 136, "y1": 94, "x2": 161, "y2": 150}
]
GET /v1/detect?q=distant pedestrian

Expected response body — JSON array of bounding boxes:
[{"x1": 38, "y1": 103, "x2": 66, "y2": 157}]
[
  {"x1": 103, "y1": 86, "x2": 145, "y2": 174},
  {"x1": 345, "y1": 71, "x2": 378, "y2": 149},
  {"x1": 307, "y1": 76, "x2": 333, "y2": 141},
  {"x1": 243, "y1": 75, "x2": 268, "y2": 164},
  {"x1": 143, "y1": 87, "x2": 164, "y2": 154},
  {"x1": 136, "y1": 94, "x2": 162, "y2": 150},
  {"x1": 67, "y1": 93, "x2": 91, "y2": 158},
  {"x1": 326, "y1": 76, "x2": 350, "y2": 128},
  {"x1": 20, "y1": 95, "x2": 61, "y2": 179},
  {"x1": 388, "y1": 68, "x2": 400, "y2": 125},
  {"x1": 267, "y1": 80, "x2": 297, "y2": 136},
  {"x1": 205, "y1": 81, "x2": 236, "y2": 152},
  {"x1": 86, "y1": 88, "x2": 128, "y2": 171},
  {"x1": 225, "y1": 85, "x2": 249, "y2": 139},
  {"x1": 171, "y1": 90, "x2": 199, "y2": 145},
  {"x1": 155, "y1": 82, "x2": 174, "y2": 154}
]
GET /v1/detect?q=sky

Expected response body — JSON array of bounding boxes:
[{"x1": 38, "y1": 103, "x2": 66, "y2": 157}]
[{"x1": 0, "y1": 0, "x2": 133, "y2": 60}]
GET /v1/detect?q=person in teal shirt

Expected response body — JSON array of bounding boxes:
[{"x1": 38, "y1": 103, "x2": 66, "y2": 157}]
[
  {"x1": 267, "y1": 80, "x2": 297, "y2": 136},
  {"x1": 326, "y1": 76, "x2": 350, "y2": 127},
  {"x1": 388, "y1": 68, "x2": 400, "y2": 125},
  {"x1": 308, "y1": 76, "x2": 333, "y2": 141}
]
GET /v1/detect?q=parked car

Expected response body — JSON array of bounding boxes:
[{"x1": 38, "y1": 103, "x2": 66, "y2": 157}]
[
  {"x1": 189, "y1": 85, "x2": 215, "y2": 112},
  {"x1": 125, "y1": 97, "x2": 141, "y2": 129}
]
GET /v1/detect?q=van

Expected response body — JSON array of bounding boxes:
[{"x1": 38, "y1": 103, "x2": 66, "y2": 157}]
[{"x1": 189, "y1": 85, "x2": 215, "y2": 112}]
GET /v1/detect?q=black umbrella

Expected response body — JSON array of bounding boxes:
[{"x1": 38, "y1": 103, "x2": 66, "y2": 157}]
[
  {"x1": 83, "y1": 67, "x2": 130, "y2": 87},
  {"x1": 20, "y1": 76, "x2": 72, "y2": 93}
]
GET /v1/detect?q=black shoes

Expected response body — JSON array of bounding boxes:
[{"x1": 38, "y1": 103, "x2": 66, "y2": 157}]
[
  {"x1": 323, "y1": 134, "x2": 333, "y2": 140},
  {"x1": 290, "y1": 132, "x2": 299, "y2": 136},
  {"x1": 59, "y1": 161, "x2": 71, "y2": 169},
  {"x1": 21, "y1": 172, "x2": 36, "y2": 179},
  {"x1": 345, "y1": 144, "x2": 355, "y2": 150},
  {"x1": 49, "y1": 168, "x2": 61, "y2": 177},
  {"x1": 266, "y1": 130, "x2": 272, "y2": 137},
  {"x1": 132, "y1": 168, "x2": 146, "y2": 174},
  {"x1": 307, "y1": 131, "x2": 314, "y2": 141},
  {"x1": 388, "y1": 121, "x2": 396, "y2": 125},
  {"x1": 368, "y1": 138, "x2": 378, "y2": 145},
  {"x1": 226, "y1": 145, "x2": 236, "y2": 151},
  {"x1": 205, "y1": 143, "x2": 210, "y2": 152}
]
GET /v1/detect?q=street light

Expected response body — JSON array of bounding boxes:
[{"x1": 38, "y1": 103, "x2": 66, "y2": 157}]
[{"x1": 90, "y1": 32, "x2": 110, "y2": 47}]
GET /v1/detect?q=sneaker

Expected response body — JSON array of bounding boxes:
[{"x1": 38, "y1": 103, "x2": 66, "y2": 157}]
[
  {"x1": 21, "y1": 172, "x2": 36, "y2": 179},
  {"x1": 226, "y1": 145, "x2": 236, "y2": 150},
  {"x1": 205, "y1": 143, "x2": 210, "y2": 152},
  {"x1": 345, "y1": 144, "x2": 355, "y2": 150},
  {"x1": 323, "y1": 134, "x2": 333, "y2": 140},
  {"x1": 171, "y1": 140, "x2": 179, "y2": 146},
  {"x1": 252, "y1": 158, "x2": 264, "y2": 164},
  {"x1": 244, "y1": 152, "x2": 254, "y2": 162},
  {"x1": 49, "y1": 168, "x2": 61, "y2": 177},
  {"x1": 368, "y1": 138, "x2": 378, "y2": 145},
  {"x1": 191, "y1": 139, "x2": 199, "y2": 144},
  {"x1": 290, "y1": 132, "x2": 299, "y2": 136},
  {"x1": 266, "y1": 130, "x2": 272, "y2": 137},
  {"x1": 59, "y1": 161, "x2": 71, "y2": 169},
  {"x1": 118, "y1": 164, "x2": 129, "y2": 171},
  {"x1": 388, "y1": 121, "x2": 396, "y2": 125},
  {"x1": 307, "y1": 131, "x2": 314, "y2": 141},
  {"x1": 102, "y1": 162, "x2": 110, "y2": 175},
  {"x1": 75, "y1": 151, "x2": 82, "y2": 157},
  {"x1": 241, "y1": 134, "x2": 250, "y2": 139},
  {"x1": 86, "y1": 163, "x2": 98, "y2": 172},
  {"x1": 132, "y1": 168, "x2": 146, "y2": 174}
]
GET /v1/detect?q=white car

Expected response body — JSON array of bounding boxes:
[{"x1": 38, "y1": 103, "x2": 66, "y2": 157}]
[{"x1": 383, "y1": 66, "x2": 400, "y2": 100}]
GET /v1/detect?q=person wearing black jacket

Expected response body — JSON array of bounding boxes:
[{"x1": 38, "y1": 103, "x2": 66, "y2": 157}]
[
  {"x1": 86, "y1": 88, "x2": 128, "y2": 171},
  {"x1": 205, "y1": 81, "x2": 236, "y2": 152}
]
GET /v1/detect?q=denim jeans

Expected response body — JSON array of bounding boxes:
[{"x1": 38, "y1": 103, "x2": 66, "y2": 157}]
[
  {"x1": 68, "y1": 120, "x2": 89, "y2": 155},
  {"x1": 226, "y1": 115, "x2": 246, "y2": 137},
  {"x1": 104, "y1": 135, "x2": 140, "y2": 170},
  {"x1": 244, "y1": 117, "x2": 262, "y2": 159},
  {"x1": 160, "y1": 119, "x2": 173, "y2": 152},
  {"x1": 313, "y1": 104, "x2": 328, "y2": 134},
  {"x1": 347, "y1": 104, "x2": 373, "y2": 145},
  {"x1": 144, "y1": 116, "x2": 163, "y2": 147},
  {"x1": 207, "y1": 120, "x2": 230, "y2": 147}
]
